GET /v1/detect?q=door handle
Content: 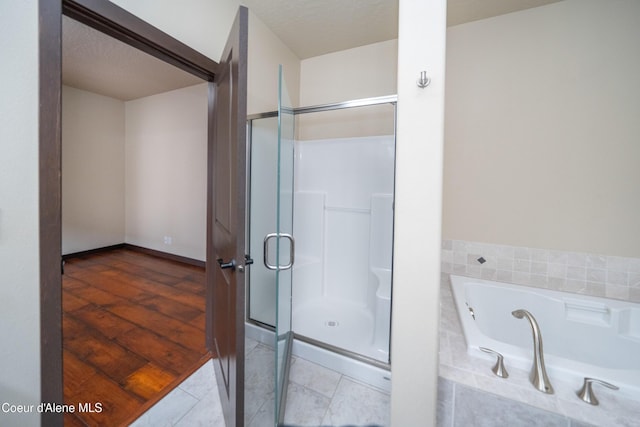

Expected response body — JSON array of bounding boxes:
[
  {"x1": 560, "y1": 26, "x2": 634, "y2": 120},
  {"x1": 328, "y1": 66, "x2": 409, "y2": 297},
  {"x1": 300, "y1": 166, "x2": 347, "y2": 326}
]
[
  {"x1": 217, "y1": 258, "x2": 236, "y2": 270},
  {"x1": 263, "y1": 233, "x2": 295, "y2": 271}
]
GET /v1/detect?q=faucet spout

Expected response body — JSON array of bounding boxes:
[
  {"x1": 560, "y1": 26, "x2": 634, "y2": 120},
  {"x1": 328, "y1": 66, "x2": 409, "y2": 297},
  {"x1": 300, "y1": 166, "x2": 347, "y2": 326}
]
[{"x1": 512, "y1": 309, "x2": 554, "y2": 394}]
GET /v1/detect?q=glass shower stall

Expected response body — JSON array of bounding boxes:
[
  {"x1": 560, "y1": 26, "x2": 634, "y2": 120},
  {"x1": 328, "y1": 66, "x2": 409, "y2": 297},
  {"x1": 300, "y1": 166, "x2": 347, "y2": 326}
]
[{"x1": 245, "y1": 67, "x2": 396, "y2": 425}]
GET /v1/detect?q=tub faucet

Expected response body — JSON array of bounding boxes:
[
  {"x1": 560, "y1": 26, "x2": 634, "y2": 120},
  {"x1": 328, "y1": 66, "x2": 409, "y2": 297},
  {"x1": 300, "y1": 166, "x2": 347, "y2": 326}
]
[{"x1": 512, "y1": 309, "x2": 554, "y2": 394}]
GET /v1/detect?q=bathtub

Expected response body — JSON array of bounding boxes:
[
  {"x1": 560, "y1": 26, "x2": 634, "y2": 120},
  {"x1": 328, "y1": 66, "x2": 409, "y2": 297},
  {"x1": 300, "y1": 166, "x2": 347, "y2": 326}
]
[{"x1": 449, "y1": 274, "x2": 640, "y2": 400}]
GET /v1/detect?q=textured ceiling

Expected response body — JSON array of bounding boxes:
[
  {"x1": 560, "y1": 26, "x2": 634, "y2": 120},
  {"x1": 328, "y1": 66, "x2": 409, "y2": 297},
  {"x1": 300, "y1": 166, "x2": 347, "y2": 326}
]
[
  {"x1": 447, "y1": 0, "x2": 563, "y2": 27},
  {"x1": 241, "y1": 0, "x2": 399, "y2": 59},
  {"x1": 63, "y1": 0, "x2": 565, "y2": 100},
  {"x1": 242, "y1": 0, "x2": 564, "y2": 59},
  {"x1": 62, "y1": 16, "x2": 202, "y2": 101}
]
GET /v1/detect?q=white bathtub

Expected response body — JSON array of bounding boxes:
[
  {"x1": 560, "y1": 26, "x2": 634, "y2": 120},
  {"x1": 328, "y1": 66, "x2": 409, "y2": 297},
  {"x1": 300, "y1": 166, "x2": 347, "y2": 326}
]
[{"x1": 450, "y1": 274, "x2": 640, "y2": 400}]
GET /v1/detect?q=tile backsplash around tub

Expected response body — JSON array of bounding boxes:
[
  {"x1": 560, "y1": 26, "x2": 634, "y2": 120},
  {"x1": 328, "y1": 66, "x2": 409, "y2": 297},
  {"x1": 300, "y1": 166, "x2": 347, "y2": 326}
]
[{"x1": 441, "y1": 240, "x2": 640, "y2": 303}]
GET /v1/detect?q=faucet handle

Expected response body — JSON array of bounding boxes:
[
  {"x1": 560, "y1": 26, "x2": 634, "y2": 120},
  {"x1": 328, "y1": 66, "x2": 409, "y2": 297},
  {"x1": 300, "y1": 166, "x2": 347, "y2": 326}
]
[
  {"x1": 479, "y1": 347, "x2": 509, "y2": 378},
  {"x1": 576, "y1": 377, "x2": 619, "y2": 406}
]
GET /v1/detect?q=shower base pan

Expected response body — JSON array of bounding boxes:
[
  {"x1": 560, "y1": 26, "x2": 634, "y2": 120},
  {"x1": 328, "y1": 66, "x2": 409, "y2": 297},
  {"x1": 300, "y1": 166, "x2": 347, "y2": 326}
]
[{"x1": 293, "y1": 298, "x2": 389, "y2": 363}]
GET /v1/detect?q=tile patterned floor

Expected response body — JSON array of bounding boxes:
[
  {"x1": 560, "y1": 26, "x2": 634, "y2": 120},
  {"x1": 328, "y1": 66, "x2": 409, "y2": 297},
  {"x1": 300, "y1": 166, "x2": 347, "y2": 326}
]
[
  {"x1": 130, "y1": 338, "x2": 390, "y2": 427},
  {"x1": 128, "y1": 359, "x2": 224, "y2": 427}
]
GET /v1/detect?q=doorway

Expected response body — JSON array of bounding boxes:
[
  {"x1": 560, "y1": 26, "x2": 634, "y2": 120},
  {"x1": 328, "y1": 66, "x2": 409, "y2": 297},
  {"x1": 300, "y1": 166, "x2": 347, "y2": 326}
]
[
  {"x1": 39, "y1": 1, "x2": 220, "y2": 426},
  {"x1": 61, "y1": 17, "x2": 211, "y2": 422}
]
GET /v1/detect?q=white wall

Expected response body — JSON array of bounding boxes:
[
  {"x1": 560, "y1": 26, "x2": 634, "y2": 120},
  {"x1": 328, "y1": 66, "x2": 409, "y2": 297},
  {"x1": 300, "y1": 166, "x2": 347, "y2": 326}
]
[
  {"x1": 247, "y1": 10, "x2": 300, "y2": 114},
  {"x1": 298, "y1": 40, "x2": 397, "y2": 140},
  {"x1": 62, "y1": 86, "x2": 126, "y2": 255},
  {"x1": 125, "y1": 84, "x2": 208, "y2": 260},
  {"x1": 61, "y1": 84, "x2": 207, "y2": 262},
  {"x1": 391, "y1": 0, "x2": 447, "y2": 425},
  {"x1": 0, "y1": 2, "x2": 41, "y2": 426},
  {"x1": 443, "y1": 0, "x2": 640, "y2": 258},
  {"x1": 300, "y1": 39, "x2": 397, "y2": 106}
]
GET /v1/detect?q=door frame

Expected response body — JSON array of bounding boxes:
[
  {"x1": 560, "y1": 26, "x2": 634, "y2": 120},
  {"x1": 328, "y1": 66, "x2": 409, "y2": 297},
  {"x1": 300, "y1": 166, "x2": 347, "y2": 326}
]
[{"x1": 39, "y1": 1, "x2": 219, "y2": 425}]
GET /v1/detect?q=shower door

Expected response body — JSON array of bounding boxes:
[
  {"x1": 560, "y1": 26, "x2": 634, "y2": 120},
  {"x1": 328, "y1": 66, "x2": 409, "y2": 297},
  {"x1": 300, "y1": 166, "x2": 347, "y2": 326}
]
[
  {"x1": 273, "y1": 64, "x2": 295, "y2": 425},
  {"x1": 248, "y1": 65, "x2": 295, "y2": 425}
]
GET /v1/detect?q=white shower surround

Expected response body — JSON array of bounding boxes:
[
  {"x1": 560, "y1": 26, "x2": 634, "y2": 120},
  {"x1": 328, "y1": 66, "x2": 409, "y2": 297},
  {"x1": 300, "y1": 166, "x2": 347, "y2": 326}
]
[{"x1": 292, "y1": 134, "x2": 395, "y2": 363}]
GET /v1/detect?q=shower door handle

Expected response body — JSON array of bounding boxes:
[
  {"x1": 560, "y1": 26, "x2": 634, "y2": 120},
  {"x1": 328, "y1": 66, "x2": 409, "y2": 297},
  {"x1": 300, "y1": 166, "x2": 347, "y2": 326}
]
[
  {"x1": 263, "y1": 234, "x2": 277, "y2": 270},
  {"x1": 263, "y1": 233, "x2": 295, "y2": 271}
]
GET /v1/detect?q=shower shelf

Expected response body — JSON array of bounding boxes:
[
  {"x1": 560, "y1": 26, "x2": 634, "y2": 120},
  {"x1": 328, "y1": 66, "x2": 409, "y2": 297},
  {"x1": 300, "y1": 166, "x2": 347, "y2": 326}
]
[{"x1": 325, "y1": 206, "x2": 371, "y2": 214}]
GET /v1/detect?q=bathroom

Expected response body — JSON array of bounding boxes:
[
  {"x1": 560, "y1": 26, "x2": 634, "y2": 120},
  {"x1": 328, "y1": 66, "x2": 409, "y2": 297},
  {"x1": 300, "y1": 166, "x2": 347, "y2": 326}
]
[{"x1": 4, "y1": 0, "x2": 640, "y2": 426}]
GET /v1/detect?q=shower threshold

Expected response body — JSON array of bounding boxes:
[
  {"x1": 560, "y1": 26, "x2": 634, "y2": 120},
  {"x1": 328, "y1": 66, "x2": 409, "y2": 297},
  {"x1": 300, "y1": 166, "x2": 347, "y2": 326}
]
[{"x1": 245, "y1": 322, "x2": 391, "y2": 393}]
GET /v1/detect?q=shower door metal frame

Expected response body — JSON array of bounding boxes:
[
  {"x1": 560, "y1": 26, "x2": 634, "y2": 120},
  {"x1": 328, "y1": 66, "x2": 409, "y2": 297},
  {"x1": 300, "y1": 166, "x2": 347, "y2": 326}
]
[{"x1": 247, "y1": 94, "x2": 397, "y2": 120}]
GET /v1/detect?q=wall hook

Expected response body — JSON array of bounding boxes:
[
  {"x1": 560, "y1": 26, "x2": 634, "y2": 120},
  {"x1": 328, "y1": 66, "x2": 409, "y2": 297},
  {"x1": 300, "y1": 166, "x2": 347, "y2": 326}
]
[{"x1": 417, "y1": 71, "x2": 431, "y2": 88}]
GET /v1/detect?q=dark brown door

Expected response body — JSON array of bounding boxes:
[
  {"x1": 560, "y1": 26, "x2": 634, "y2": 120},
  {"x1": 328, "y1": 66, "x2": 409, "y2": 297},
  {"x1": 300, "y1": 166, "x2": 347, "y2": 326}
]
[{"x1": 206, "y1": 6, "x2": 248, "y2": 427}]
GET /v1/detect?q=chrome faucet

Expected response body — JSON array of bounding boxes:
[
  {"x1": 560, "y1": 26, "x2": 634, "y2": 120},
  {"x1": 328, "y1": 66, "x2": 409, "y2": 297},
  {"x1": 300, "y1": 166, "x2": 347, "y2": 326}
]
[{"x1": 512, "y1": 309, "x2": 554, "y2": 394}]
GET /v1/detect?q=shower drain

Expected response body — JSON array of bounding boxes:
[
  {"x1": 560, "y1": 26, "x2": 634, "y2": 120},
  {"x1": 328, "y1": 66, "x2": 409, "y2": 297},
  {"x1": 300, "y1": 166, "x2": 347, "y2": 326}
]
[{"x1": 325, "y1": 320, "x2": 340, "y2": 327}]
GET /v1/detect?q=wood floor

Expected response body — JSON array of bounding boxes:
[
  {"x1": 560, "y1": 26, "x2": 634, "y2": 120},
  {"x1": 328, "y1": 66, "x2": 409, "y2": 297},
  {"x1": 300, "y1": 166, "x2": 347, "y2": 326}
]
[{"x1": 62, "y1": 248, "x2": 210, "y2": 426}]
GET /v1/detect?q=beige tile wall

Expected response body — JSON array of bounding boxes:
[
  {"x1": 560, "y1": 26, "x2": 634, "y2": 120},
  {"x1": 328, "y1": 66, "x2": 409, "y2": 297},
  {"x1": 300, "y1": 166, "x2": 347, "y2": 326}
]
[{"x1": 441, "y1": 240, "x2": 640, "y2": 302}]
